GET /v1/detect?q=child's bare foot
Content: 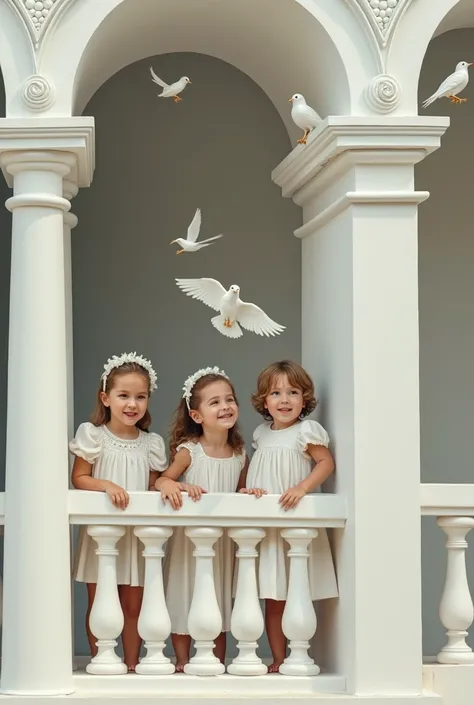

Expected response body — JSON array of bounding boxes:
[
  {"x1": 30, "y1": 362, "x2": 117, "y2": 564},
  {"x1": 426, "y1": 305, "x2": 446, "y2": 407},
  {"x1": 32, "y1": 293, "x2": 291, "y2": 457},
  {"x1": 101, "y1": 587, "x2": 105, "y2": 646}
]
[
  {"x1": 268, "y1": 661, "x2": 283, "y2": 673},
  {"x1": 127, "y1": 664, "x2": 136, "y2": 673},
  {"x1": 175, "y1": 662, "x2": 187, "y2": 673}
]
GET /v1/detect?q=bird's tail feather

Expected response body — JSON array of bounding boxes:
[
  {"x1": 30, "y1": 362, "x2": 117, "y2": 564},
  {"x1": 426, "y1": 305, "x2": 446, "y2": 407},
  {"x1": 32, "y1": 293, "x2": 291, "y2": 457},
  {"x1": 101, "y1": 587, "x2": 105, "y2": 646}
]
[
  {"x1": 211, "y1": 315, "x2": 242, "y2": 339},
  {"x1": 422, "y1": 94, "x2": 437, "y2": 108},
  {"x1": 200, "y1": 234, "x2": 223, "y2": 244}
]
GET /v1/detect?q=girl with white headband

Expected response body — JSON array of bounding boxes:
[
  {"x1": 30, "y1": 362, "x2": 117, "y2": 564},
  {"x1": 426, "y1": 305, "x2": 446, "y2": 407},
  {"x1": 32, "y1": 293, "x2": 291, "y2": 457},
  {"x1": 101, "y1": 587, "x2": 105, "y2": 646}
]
[
  {"x1": 70, "y1": 352, "x2": 167, "y2": 672},
  {"x1": 156, "y1": 366, "x2": 264, "y2": 672}
]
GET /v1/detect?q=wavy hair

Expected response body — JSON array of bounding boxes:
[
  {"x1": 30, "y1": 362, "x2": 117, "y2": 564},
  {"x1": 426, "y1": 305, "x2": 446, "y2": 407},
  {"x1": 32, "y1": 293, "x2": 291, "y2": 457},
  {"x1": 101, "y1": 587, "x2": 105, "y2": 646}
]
[
  {"x1": 169, "y1": 373, "x2": 244, "y2": 459},
  {"x1": 251, "y1": 360, "x2": 317, "y2": 420}
]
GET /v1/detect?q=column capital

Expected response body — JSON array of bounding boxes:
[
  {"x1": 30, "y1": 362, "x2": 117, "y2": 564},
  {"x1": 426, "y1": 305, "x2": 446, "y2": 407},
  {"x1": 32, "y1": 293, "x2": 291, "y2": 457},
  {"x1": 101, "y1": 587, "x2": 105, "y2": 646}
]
[
  {"x1": 0, "y1": 117, "x2": 95, "y2": 188},
  {"x1": 272, "y1": 116, "x2": 450, "y2": 204}
]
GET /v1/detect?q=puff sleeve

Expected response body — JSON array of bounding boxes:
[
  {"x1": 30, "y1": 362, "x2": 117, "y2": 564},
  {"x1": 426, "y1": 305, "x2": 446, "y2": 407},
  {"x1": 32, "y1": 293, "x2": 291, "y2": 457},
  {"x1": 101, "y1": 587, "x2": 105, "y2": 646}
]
[
  {"x1": 148, "y1": 433, "x2": 168, "y2": 472},
  {"x1": 252, "y1": 423, "x2": 265, "y2": 450},
  {"x1": 297, "y1": 420, "x2": 330, "y2": 457},
  {"x1": 69, "y1": 422, "x2": 103, "y2": 464}
]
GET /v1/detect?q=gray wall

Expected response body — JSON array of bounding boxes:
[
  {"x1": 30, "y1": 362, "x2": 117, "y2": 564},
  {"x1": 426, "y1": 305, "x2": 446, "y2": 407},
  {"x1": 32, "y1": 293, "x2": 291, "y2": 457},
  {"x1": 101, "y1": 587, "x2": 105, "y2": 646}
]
[
  {"x1": 71, "y1": 52, "x2": 302, "y2": 655},
  {"x1": 418, "y1": 28, "x2": 474, "y2": 657}
]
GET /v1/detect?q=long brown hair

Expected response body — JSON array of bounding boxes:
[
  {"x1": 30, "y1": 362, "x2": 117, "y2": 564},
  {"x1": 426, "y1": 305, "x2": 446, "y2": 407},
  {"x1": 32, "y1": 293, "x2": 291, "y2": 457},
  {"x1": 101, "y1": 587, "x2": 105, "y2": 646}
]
[
  {"x1": 251, "y1": 360, "x2": 317, "y2": 420},
  {"x1": 89, "y1": 362, "x2": 152, "y2": 431},
  {"x1": 169, "y1": 373, "x2": 244, "y2": 459}
]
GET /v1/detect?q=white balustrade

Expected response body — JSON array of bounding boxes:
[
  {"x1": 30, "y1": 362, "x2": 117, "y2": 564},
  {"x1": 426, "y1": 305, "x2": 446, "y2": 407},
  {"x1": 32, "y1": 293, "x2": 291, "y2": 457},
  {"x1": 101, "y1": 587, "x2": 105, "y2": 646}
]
[
  {"x1": 134, "y1": 526, "x2": 175, "y2": 674},
  {"x1": 280, "y1": 528, "x2": 320, "y2": 676},
  {"x1": 184, "y1": 527, "x2": 225, "y2": 676},
  {"x1": 228, "y1": 528, "x2": 267, "y2": 676},
  {"x1": 86, "y1": 525, "x2": 127, "y2": 675},
  {"x1": 437, "y1": 516, "x2": 474, "y2": 664}
]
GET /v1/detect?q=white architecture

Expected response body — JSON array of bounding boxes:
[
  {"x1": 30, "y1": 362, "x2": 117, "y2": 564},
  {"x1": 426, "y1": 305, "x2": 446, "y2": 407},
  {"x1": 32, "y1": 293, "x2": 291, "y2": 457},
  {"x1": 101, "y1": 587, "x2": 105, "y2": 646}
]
[{"x1": 0, "y1": 0, "x2": 472, "y2": 704}]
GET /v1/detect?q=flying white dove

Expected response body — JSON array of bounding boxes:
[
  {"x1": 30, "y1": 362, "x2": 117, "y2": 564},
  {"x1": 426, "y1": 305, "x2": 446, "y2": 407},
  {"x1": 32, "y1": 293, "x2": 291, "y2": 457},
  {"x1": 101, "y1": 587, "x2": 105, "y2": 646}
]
[
  {"x1": 170, "y1": 208, "x2": 223, "y2": 255},
  {"x1": 175, "y1": 278, "x2": 285, "y2": 339},
  {"x1": 422, "y1": 61, "x2": 472, "y2": 108},
  {"x1": 289, "y1": 94, "x2": 321, "y2": 145},
  {"x1": 149, "y1": 66, "x2": 191, "y2": 102}
]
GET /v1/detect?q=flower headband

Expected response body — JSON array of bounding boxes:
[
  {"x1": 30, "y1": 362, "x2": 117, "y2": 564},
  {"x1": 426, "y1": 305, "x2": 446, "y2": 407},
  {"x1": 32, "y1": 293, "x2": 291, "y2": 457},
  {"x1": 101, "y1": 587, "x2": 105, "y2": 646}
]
[
  {"x1": 101, "y1": 352, "x2": 158, "y2": 392},
  {"x1": 182, "y1": 366, "x2": 229, "y2": 409}
]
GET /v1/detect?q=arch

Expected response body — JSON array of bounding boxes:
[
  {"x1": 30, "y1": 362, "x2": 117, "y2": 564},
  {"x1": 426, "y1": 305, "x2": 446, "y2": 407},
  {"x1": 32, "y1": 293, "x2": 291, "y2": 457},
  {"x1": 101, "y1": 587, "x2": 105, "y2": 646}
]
[
  {"x1": 0, "y1": 1, "x2": 35, "y2": 115},
  {"x1": 37, "y1": 0, "x2": 379, "y2": 128},
  {"x1": 388, "y1": 0, "x2": 468, "y2": 113}
]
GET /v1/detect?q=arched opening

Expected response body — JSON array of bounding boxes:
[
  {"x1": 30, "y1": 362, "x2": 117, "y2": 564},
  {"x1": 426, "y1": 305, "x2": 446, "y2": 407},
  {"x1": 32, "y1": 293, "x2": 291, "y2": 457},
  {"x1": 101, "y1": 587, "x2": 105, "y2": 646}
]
[
  {"x1": 416, "y1": 5, "x2": 474, "y2": 659},
  {"x1": 68, "y1": 0, "x2": 352, "y2": 135},
  {"x1": 71, "y1": 51, "x2": 304, "y2": 661}
]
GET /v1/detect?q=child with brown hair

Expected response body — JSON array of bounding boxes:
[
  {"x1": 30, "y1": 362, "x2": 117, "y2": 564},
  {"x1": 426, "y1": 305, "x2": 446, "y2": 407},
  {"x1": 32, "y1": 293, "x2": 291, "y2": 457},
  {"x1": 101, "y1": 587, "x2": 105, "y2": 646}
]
[
  {"x1": 156, "y1": 366, "x2": 262, "y2": 672},
  {"x1": 246, "y1": 360, "x2": 338, "y2": 672},
  {"x1": 70, "y1": 352, "x2": 167, "y2": 672}
]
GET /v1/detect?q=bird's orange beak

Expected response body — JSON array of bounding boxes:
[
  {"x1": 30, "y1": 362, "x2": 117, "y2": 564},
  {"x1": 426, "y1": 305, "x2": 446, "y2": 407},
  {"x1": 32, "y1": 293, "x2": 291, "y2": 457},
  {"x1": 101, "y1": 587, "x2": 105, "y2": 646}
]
[
  {"x1": 169, "y1": 240, "x2": 176, "y2": 245},
  {"x1": 288, "y1": 97, "x2": 294, "y2": 102},
  {"x1": 469, "y1": 63, "x2": 473, "y2": 67}
]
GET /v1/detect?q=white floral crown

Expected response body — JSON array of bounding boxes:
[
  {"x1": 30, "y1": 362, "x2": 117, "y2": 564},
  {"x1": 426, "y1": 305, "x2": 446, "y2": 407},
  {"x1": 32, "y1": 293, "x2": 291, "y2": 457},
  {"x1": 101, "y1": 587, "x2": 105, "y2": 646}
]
[
  {"x1": 101, "y1": 352, "x2": 158, "y2": 392},
  {"x1": 182, "y1": 366, "x2": 229, "y2": 409}
]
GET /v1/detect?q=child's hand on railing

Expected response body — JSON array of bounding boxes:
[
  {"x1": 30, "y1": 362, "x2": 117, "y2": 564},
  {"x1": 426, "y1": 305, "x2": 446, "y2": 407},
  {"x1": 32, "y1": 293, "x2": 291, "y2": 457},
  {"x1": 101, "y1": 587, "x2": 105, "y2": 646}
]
[
  {"x1": 279, "y1": 485, "x2": 307, "y2": 511},
  {"x1": 239, "y1": 487, "x2": 267, "y2": 498},
  {"x1": 179, "y1": 482, "x2": 207, "y2": 502},
  {"x1": 159, "y1": 479, "x2": 185, "y2": 510},
  {"x1": 104, "y1": 481, "x2": 130, "y2": 509}
]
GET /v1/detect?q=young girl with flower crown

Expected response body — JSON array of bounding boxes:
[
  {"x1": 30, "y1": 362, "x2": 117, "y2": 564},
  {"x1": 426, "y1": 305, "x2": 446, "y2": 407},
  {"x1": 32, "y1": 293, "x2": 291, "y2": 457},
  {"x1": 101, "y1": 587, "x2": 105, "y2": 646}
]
[
  {"x1": 70, "y1": 352, "x2": 167, "y2": 672},
  {"x1": 156, "y1": 366, "x2": 261, "y2": 672},
  {"x1": 246, "y1": 360, "x2": 338, "y2": 673}
]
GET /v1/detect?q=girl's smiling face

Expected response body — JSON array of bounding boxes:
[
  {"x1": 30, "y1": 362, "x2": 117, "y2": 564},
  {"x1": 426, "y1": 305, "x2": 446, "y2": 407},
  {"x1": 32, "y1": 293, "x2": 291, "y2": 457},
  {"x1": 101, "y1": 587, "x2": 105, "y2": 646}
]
[
  {"x1": 264, "y1": 373, "x2": 304, "y2": 429},
  {"x1": 100, "y1": 372, "x2": 149, "y2": 430},
  {"x1": 190, "y1": 380, "x2": 239, "y2": 430}
]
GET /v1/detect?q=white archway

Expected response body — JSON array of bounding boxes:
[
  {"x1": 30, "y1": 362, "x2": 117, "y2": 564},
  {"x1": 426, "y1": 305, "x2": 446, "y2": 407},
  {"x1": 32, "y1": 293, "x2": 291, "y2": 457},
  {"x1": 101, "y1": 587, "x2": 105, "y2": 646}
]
[{"x1": 34, "y1": 0, "x2": 378, "y2": 128}]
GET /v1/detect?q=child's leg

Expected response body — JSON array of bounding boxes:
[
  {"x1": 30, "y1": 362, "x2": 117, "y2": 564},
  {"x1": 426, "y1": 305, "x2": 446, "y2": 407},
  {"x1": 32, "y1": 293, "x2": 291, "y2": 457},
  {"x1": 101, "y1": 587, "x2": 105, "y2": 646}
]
[
  {"x1": 214, "y1": 632, "x2": 226, "y2": 663},
  {"x1": 86, "y1": 583, "x2": 98, "y2": 658},
  {"x1": 171, "y1": 633, "x2": 191, "y2": 672},
  {"x1": 265, "y1": 599, "x2": 286, "y2": 672},
  {"x1": 119, "y1": 585, "x2": 143, "y2": 671}
]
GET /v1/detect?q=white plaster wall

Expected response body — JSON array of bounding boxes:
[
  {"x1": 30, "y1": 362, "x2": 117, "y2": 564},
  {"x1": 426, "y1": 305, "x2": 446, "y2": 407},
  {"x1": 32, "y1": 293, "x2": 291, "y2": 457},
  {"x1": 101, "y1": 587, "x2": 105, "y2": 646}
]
[
  {"x1": 0, "y1": 72, "x2": 10, "y2": 493},
  {"x1": 417, "y1": 28, "x2": 474, "y2": 657},
  {"x1": 70, "y1": 52, "x2": 302, "y2": 657}
]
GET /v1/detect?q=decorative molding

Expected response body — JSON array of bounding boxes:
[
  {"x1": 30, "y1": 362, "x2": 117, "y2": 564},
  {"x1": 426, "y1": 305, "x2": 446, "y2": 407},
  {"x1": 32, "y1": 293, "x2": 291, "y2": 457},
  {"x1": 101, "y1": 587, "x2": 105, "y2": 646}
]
[
  {"x1": 0, "y1": 117, "x2": 95, "y2": 187},
  {"x1": 6, "y1": 0, "x2": 75, "y2": 50},
  {"x1": 21, "y1": 74, "x2": 55, "y2": 111},
  {"x1": 365, "y1": 74, "x2": 401, "y2": 113},
  {"x1": 343, "y1": 0, "x2": 413, "y2": 49},
  {"x1": 272, "y1": 116, "x2": 449, "y2": 201},
  {"x1": 294, "y1": 190, "x2": 430, "y2": 238}
]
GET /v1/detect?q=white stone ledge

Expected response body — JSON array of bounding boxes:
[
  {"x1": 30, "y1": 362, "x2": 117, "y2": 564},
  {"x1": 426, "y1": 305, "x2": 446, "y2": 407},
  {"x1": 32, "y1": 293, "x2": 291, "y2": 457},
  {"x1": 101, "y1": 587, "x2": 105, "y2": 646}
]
[
  {"x1": 421, "y1": 484, "x2": 474, "y2": 516},
  {"x1": 68, "y1": 490, "x2": 347, "y2": 528}
]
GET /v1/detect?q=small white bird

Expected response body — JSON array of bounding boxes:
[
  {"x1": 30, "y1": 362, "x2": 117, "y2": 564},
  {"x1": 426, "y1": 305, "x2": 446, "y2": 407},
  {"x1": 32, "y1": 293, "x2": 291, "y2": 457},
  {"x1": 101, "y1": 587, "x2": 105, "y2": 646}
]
[
  {"x1": 422, "y1": 61, "x2": 472, "y2": 108},
  {"x1": 175, "y1": 278, "x2": 285, "y2": 339},
  {"x1": 170, "y1": 208, "x2": 223, "y2": 255},
  {"x1": 289, "y1": 93, "x2": 321, "y2": 145},
  {"x1": 149, "y1": 66, "x2": 191, "y2": 103}
]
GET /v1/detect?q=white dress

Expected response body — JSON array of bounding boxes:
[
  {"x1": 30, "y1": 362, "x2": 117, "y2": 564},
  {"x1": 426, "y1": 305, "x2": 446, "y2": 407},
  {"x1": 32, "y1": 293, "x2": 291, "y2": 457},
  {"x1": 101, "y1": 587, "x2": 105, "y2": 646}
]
[
  {"x1": 71, "y1": 422, "x2": 167, "y2": 586},
  {"x1": 246, "y1": 419, "x2": 338, "y2": 601},
  {"x1": 164, "y1": 441, "x2": 246, "y2": 634}
]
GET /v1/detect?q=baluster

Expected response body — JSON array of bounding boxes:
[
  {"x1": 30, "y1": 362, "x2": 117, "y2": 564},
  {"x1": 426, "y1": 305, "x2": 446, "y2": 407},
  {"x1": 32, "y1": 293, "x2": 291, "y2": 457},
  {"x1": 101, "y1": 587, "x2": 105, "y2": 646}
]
[
  {"x1": 134, "y1": 526, "x2": 175, "y2": 674},
  {"x1": 437, "y1": 517, "x2": 474, "y2": 664},
  {"x1": 280, "y1": 528, "x2": 319, "y2": 675},
  {"x1": 86, "y1": 525, "x2": 127, "y2": 675},
  {"x1": 228, "y1": 528, "x2": 267, "y2": 675},
  {"x1": 184, "y1": 527, "x2": 225, "y2": 675}
]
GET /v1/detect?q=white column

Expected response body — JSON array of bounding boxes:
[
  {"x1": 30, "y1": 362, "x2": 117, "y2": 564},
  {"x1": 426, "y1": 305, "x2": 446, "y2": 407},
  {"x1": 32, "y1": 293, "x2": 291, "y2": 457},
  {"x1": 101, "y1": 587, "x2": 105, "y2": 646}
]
[
  {"x1": 437, "y1": 517, "x2": 474, "y2": 664},
  {"x1": 228, "y1": 528, "x2": 267, "y2": 676},
  {"x1": 280, "y1": 528, "x2": 319, "y2": 676},
  {"x1": 63, "y1": 179, "x2": 78, "y2": 448},
  {"x1": 0, "y1": 151, "x2": 76, "y2": 695},
  {"x1": 184, "y1": 527, "x2": 225, "y2": 676},
  {"x1": 272, "y1": 116, "x2": 449, "y2": 695},
  {"x1": 86, "y1": 525, "x2": 127, "y2": 675},
  {"x1": 134, "y1": 526, "x2": 175, "y2": 675}
]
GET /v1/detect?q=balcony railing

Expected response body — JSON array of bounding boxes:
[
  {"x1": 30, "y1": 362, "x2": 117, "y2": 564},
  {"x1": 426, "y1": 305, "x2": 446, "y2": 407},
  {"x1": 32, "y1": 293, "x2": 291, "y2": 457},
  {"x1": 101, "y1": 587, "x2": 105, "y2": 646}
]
[{"x1": 69, "y1": 490, "x2": 347, "y2": 694}]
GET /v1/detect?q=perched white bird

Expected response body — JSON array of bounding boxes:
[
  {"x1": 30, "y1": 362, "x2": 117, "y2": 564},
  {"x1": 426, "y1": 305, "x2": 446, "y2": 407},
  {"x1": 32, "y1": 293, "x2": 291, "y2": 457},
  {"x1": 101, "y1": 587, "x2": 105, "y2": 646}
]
[
  {"x1": 170, "y1": 208, "x2": 223, "y2": 255},
  {"x1": 175, "y1": 278, "x2": 285, "y2": 339},
  {"x1": 422, "y1": 61, "x2": 472, "y2": 108},
  {"x1": 289, "y1": 93, "x2": 321, "y2": 145},
  {"x1": 149, "y1": 66, "x2": 191, "y2": 102}
]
